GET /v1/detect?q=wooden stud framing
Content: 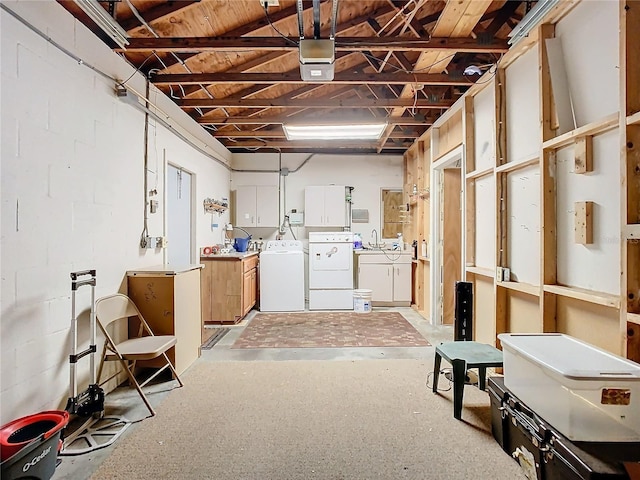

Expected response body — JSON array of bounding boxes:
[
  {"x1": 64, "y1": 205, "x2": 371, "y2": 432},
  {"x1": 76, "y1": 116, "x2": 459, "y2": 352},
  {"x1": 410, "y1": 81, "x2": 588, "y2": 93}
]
[
  {"x1": 622, "y1": 0, "x2": 640, "y2": 358},
  {"x1": 574, "y1": 136, "x2": 594, "y2": 174},
  {"x1": 464, "y1": 96, "x2": 476, "y2": 273},
  {"x1": 539, "y1": 24, "x2": 557, "y2": 143},
  {"x1": 539, "y1": 22, "x2": 558, "y2": 333},
  {"x1": 574, "y1": 201, "x2": 594, "y2": 244}
]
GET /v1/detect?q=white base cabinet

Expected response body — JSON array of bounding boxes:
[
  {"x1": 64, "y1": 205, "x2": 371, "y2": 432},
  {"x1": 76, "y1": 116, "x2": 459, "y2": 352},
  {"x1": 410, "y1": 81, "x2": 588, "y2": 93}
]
[{"x1": 355, "y1": 252, "x2": 412, "y2": 306}]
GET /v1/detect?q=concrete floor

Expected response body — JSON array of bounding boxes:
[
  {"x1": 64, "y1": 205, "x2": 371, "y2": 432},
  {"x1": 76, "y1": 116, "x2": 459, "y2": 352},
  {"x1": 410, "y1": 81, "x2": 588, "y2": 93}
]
[{"x1": 52, "y1": 307, "x2": 454, "y2": 480}]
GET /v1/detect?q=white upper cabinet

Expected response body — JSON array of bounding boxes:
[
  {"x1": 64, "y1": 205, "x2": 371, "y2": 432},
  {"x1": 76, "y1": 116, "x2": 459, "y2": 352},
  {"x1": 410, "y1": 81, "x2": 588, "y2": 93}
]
[
  {"x1": 304, "y1": 185, "x2": 346, "y2": 227},
  {"x1": 235, "y1": 186, "x2": 279, "y2": 227}
]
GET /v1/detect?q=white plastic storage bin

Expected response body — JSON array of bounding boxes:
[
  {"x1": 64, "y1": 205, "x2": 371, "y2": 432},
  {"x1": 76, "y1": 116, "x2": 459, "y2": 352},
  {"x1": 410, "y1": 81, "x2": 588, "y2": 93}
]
[{"x1": 498, "y1": 333, "x2": 640, "y2": 442}]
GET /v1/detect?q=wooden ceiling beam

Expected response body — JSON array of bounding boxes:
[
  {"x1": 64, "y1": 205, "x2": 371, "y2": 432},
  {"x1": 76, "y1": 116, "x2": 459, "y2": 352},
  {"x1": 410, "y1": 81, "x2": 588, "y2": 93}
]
[
  {"x1": 151, "y1": 72, "x2": 474, "y2": 86},
  {"x1": 212, "y1": 130, "x2": 420, "y2": 139},
  {"x1": 221, "y1": 139, "x2": 413, "y2": 149},
  {"x1": 178, "y1": 97, "x2": 455, "y2": 108},
  {"x1": 197, "y1": 115, "x2": 433, "y2": 126},
  {"x1": 120, "y1": 36, "x2": 509, "y2": 54}
]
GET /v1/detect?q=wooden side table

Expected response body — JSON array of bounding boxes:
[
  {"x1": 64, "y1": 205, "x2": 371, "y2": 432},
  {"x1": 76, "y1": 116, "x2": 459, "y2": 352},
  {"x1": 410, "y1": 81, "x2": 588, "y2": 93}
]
[{"x1": 432, "y1": 341, "x2": 503, "y2": 420}]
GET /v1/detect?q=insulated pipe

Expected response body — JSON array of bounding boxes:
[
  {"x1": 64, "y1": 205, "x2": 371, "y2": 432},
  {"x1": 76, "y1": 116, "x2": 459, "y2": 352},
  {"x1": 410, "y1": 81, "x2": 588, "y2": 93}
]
[
  {"x1": 312, "y1": 0, "x2": 321, "y2": 39},
  {"x1": 296, "y1": 0, "x2": 305, "y2": 39},
  {"x1": 330, "y1": 0, "x2": 339, "y2": 39}
]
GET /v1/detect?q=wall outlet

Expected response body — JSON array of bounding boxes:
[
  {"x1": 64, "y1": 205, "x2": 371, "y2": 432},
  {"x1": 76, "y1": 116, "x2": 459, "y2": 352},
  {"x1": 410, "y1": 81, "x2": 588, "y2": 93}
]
[
  {"x1": 143, "y1": 236, "x2": 157, "y2": 249},
  {"x1": 157, "y1": 236, "x2": 167, "y2": 248}
]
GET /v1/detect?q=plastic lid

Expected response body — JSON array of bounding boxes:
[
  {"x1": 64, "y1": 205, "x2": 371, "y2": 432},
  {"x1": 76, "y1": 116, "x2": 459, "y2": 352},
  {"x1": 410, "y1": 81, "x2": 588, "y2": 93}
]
[{"x1": 498, "y1": 333, "x2": 640, "y2": 380}]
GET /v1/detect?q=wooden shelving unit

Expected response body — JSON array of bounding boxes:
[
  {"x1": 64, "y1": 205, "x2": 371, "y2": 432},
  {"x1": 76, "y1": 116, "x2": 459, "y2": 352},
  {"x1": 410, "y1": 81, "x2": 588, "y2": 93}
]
[{"x1": 402, "y1": 1, "x2": 638, "y2": 359}]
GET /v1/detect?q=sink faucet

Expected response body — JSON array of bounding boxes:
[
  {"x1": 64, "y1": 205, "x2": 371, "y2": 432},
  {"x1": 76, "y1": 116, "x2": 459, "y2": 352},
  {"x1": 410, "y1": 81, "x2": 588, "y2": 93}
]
[{"x1": 369, "y1": 229, "x2": 380, "y2": 249}]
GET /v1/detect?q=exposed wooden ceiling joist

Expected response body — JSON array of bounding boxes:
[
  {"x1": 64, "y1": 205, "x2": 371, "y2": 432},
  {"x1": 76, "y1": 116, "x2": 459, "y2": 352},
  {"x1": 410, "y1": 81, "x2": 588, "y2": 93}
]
[
  {"x1": 120, "y1": 36, "x2": 509, "y2": 53},
  {"x1": 178, "y1": 97, "x2": 454, "y2": 109},
  {"x1": 151, "y1": 72, "x2": 474, "y2": 86}
]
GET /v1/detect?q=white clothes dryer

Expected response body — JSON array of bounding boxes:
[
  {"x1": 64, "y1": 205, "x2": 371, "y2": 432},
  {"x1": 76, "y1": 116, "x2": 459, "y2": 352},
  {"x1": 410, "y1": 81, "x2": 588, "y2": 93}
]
[
  {"x1": 308, "y1": 232, "x2": 354, "y2": 310},
  {"x1": 259, "y1": 240, "x2": 305, "y2": 312}
]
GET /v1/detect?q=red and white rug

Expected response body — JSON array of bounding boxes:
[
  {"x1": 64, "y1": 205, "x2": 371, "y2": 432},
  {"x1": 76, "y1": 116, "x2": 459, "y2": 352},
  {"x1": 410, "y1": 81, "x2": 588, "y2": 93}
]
[{"x1": 231, "y1": 311, "x2": 430, "y2": 349}]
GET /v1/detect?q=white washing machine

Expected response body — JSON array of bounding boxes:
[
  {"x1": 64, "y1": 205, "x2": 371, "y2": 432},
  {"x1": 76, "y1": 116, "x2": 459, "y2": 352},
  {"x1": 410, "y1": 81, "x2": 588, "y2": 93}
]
[
  {"x1": 308, "y1": 232, "x2": 354, "y2": 310},
  {"x1": 259, "y1": 240, "x2": 305, "y2": 312}
]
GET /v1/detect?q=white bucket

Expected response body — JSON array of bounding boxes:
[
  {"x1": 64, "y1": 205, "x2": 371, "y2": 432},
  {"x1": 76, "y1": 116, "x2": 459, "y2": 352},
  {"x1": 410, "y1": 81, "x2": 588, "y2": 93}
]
[{"x1": 353, "y1": 289, "x2": 373, "y2": 313}]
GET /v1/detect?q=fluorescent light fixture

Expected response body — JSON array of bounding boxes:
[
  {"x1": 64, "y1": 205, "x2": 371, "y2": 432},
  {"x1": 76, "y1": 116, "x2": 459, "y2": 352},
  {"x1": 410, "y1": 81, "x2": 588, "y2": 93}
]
[
  {"x1": 508, "y1": 0, "x2": 560, "y2": 46},
  {"x1": 74, "y1": 0, "x2": 129, "y2": 49},
  {"x1": 283, "y1": 123, "x2": 387, "y2": 140}
]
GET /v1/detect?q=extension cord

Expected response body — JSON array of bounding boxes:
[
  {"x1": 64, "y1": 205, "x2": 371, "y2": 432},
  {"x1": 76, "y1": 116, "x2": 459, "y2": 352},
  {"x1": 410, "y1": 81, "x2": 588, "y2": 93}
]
[{"x1": 443, "y1": 369, "x2": 478, "y2": 385}]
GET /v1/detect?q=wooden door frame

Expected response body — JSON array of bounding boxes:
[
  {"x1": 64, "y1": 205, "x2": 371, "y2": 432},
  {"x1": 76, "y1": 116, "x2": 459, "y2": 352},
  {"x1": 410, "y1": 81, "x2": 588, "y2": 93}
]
[{"x1": 429, "y1": 145, "x2": 466, "y2": 325}]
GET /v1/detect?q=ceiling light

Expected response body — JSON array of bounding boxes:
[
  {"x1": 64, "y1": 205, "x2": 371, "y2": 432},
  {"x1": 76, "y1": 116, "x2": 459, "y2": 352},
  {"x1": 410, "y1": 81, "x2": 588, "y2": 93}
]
[
  {"x1": 74, "y1": 0, "x2": 129, "y2": 49},
  {"x1": 283, "y1": 123, "x2": 387, "y2": 140},
  {"x1": 508, "y1": 0, "x2": 560, "y2": 46}
]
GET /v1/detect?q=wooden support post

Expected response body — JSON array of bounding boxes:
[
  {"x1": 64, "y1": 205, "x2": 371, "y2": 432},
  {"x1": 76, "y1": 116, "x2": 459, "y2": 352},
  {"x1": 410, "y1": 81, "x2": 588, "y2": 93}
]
[
  {"x1": 464, "y1": 96, "x2": 476, "y2": 273},
  {"x1": 574, "y1": 201, "x2": 594, "y2": 244},
  {"x1": 539, "y1": 24, "x2": 557, "y2": 333},
  {"x1": 574, "y1": 136, "x2": 594, "y2": 173}
]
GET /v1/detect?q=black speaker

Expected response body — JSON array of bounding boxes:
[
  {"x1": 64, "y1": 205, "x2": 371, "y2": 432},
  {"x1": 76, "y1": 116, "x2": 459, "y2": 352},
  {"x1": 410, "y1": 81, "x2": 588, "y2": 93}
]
[{"x1": 454, "y1": 281, "x2": 473, "y2": 341}]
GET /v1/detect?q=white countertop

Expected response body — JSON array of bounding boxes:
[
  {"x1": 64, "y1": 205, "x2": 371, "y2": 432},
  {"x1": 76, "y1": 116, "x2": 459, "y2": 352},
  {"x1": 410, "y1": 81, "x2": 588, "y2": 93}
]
[
  {"x1": 200, "y1": 251, "x2": 259, "y2": 260},
  {"x1": 354, "y1": 249, "x2": 412, "y2": 255},
  {"x1": 127, "y1": 264, "x2": 204, "y2": 276}
]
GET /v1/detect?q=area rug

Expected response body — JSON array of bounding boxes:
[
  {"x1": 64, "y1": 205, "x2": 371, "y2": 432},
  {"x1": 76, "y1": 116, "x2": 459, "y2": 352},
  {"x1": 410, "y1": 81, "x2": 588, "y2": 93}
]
[
  {"x1": 231, "y1": 311, "x2": 430, "y2": 348},
  {"x1": 200, "y1": 328, "x2": 230, "y2": 349}
]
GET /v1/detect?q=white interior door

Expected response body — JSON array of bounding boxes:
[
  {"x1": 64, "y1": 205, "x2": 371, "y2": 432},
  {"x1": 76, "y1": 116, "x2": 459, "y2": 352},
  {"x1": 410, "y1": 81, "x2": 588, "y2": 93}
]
[{"x1": 167, "y1": 164, "x2": 193, "y2": 265}]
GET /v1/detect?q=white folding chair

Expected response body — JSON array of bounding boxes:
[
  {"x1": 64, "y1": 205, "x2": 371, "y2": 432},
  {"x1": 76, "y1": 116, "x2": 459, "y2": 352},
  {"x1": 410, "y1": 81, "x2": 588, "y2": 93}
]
[{"x1": 95, "y1": 293, "x2": 183, "y2": 417}]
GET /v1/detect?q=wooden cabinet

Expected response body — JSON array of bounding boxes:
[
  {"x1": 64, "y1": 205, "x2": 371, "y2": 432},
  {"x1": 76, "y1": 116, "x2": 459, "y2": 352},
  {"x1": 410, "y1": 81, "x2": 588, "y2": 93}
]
[
  {"x1": 356, "y1": 253, "x2": 412, "y2": 306},
  {"x1": 127, "y1": 265, "x2": 202, "y2": 375},
  {"x1": 201, "y1": 253, "x2": 259, "y2": 324},
  {"x1": 304, "y1": 185, "x2": 346, "y2": 226},
  {"x1": 235, "y1": 185, "x2": 279, "y2": 227}
]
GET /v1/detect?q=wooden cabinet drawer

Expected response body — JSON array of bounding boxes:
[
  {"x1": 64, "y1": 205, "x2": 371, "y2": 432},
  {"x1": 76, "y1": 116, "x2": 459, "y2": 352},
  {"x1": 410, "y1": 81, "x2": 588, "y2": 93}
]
[{"x1": 242, "y1": 255, "x2": 259, "y2": 272}]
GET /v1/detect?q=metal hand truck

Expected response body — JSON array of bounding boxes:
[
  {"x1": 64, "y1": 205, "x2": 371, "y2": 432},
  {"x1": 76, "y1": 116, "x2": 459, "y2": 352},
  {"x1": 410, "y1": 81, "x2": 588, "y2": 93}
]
[{"x1": 60, "y1": 270, "x2": 130, "y2": 456}]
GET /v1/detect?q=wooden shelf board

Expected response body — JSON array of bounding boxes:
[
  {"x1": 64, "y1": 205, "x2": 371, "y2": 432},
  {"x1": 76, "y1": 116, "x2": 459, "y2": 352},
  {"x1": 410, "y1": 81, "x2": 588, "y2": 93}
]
[
  {"x1": 466, "y1": 166, "x2": 494, "y2": 180},
  {"x1": 542, "y1": 113, "x2": 619, "y2": 150},
  {"x1": 495, "y1": 156, "x2": 538, "y2": 174},
  {"x1": 497, "y1": 281, "x2": 540, "y2": 297},
  {"x1": 466, "y1": 266, "x2": 494, "y2": 277},
  {"x1": 418, "y1": 256, "x2": 430, "y2": 263},
  {"x1": 627, "y1": 111, "x2": 640, "y2": 126},
  {"x1": 542, "y1": 284, "x2": 620, "y2": 309},
  {"x1": 628, "y1": 312, "x2": 640, "y2": 326}
]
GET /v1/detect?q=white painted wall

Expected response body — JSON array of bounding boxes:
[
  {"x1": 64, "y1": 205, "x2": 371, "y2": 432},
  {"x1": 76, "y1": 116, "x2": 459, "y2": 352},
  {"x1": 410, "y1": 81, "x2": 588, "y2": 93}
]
[
  {"x1": 505, "y1": 46, "x2": 540, "y2": 164},
  {"x1": 507, "y1": 165, "x2": 540, "y2": 285},
  {"x1": 474, "y1": 175, "x2": 495, "y2": 270},
  {"x1": 473, "y1": 83, "x2": 496, "y2": 172},
  {"x1": 231, "y1": 153, "x2": 404, "y2": 245},
  {"x1": 555, "y1": 0, "x2": 619, "y2": 126},
  {"x1": 556, "y1": 129, "x2": 620, "y2": 294},
  {"x1": 1, "y1": 1, "x2": 231, "y2": 423}
]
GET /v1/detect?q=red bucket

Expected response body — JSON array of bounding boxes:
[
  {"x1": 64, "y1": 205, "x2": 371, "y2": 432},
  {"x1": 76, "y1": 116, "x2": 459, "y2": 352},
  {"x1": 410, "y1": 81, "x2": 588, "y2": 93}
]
[{"x1": 0, "y1": 411, "x2": 69, "y2": 462}]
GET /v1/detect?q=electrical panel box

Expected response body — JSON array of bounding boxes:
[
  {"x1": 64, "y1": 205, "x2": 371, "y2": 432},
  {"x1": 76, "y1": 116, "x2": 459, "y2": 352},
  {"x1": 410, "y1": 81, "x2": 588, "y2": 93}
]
[{"x1": 289, "y1": 212, "x2": 304, "y2": 225}]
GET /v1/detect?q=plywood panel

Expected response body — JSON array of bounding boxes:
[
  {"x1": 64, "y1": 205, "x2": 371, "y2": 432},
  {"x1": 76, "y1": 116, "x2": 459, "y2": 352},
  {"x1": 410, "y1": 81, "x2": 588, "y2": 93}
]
[
  {"x1": 436, "y1": 110, "x2": 463, "y2": 159},
  {"x1": 508, "y1": 290, "x2": 541, "y2": 333},
  {"x1": 382, "y1": 189, "x2": 403, "y2": 238},
  {"x1": 556, "y1": 130, "x2": 621, "y2": 294},
  {"x1": 555, "y1": 0, "x2": 619, "y2": 125},
  {"x1": 506, "y1": 46, "x2": 540, "y2": 163},
  {"x1": 442, "y1": 168, "x2": 462, "y2": 324},
  {"x1": 507, "y1": 165, "x2": 540, "y2": 285},
  {"x1": 473, "y1": 84, "x2": 496, "y2": 172},
  {"x1": 475, "y1": 174, "x2": 495, "y2": 270},
  {"x1": 474, "y1": 276, "x2": 496, "y2": 345},
  {"x1": 557, "y1": 296, "x2": 622, "y2": 355}
]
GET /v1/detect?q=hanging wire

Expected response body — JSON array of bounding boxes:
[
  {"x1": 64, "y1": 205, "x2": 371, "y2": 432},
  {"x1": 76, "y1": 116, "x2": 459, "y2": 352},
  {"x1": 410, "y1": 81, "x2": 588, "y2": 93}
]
[{"x1": 266, "y1": 3, "x2": 299, "y2": 46}]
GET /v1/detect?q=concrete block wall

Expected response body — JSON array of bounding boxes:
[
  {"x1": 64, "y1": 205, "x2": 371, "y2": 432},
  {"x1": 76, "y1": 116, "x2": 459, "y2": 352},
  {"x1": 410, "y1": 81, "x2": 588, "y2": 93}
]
[{"x1": 1, "y1": 1, "x2": 231, "y2": 423}]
